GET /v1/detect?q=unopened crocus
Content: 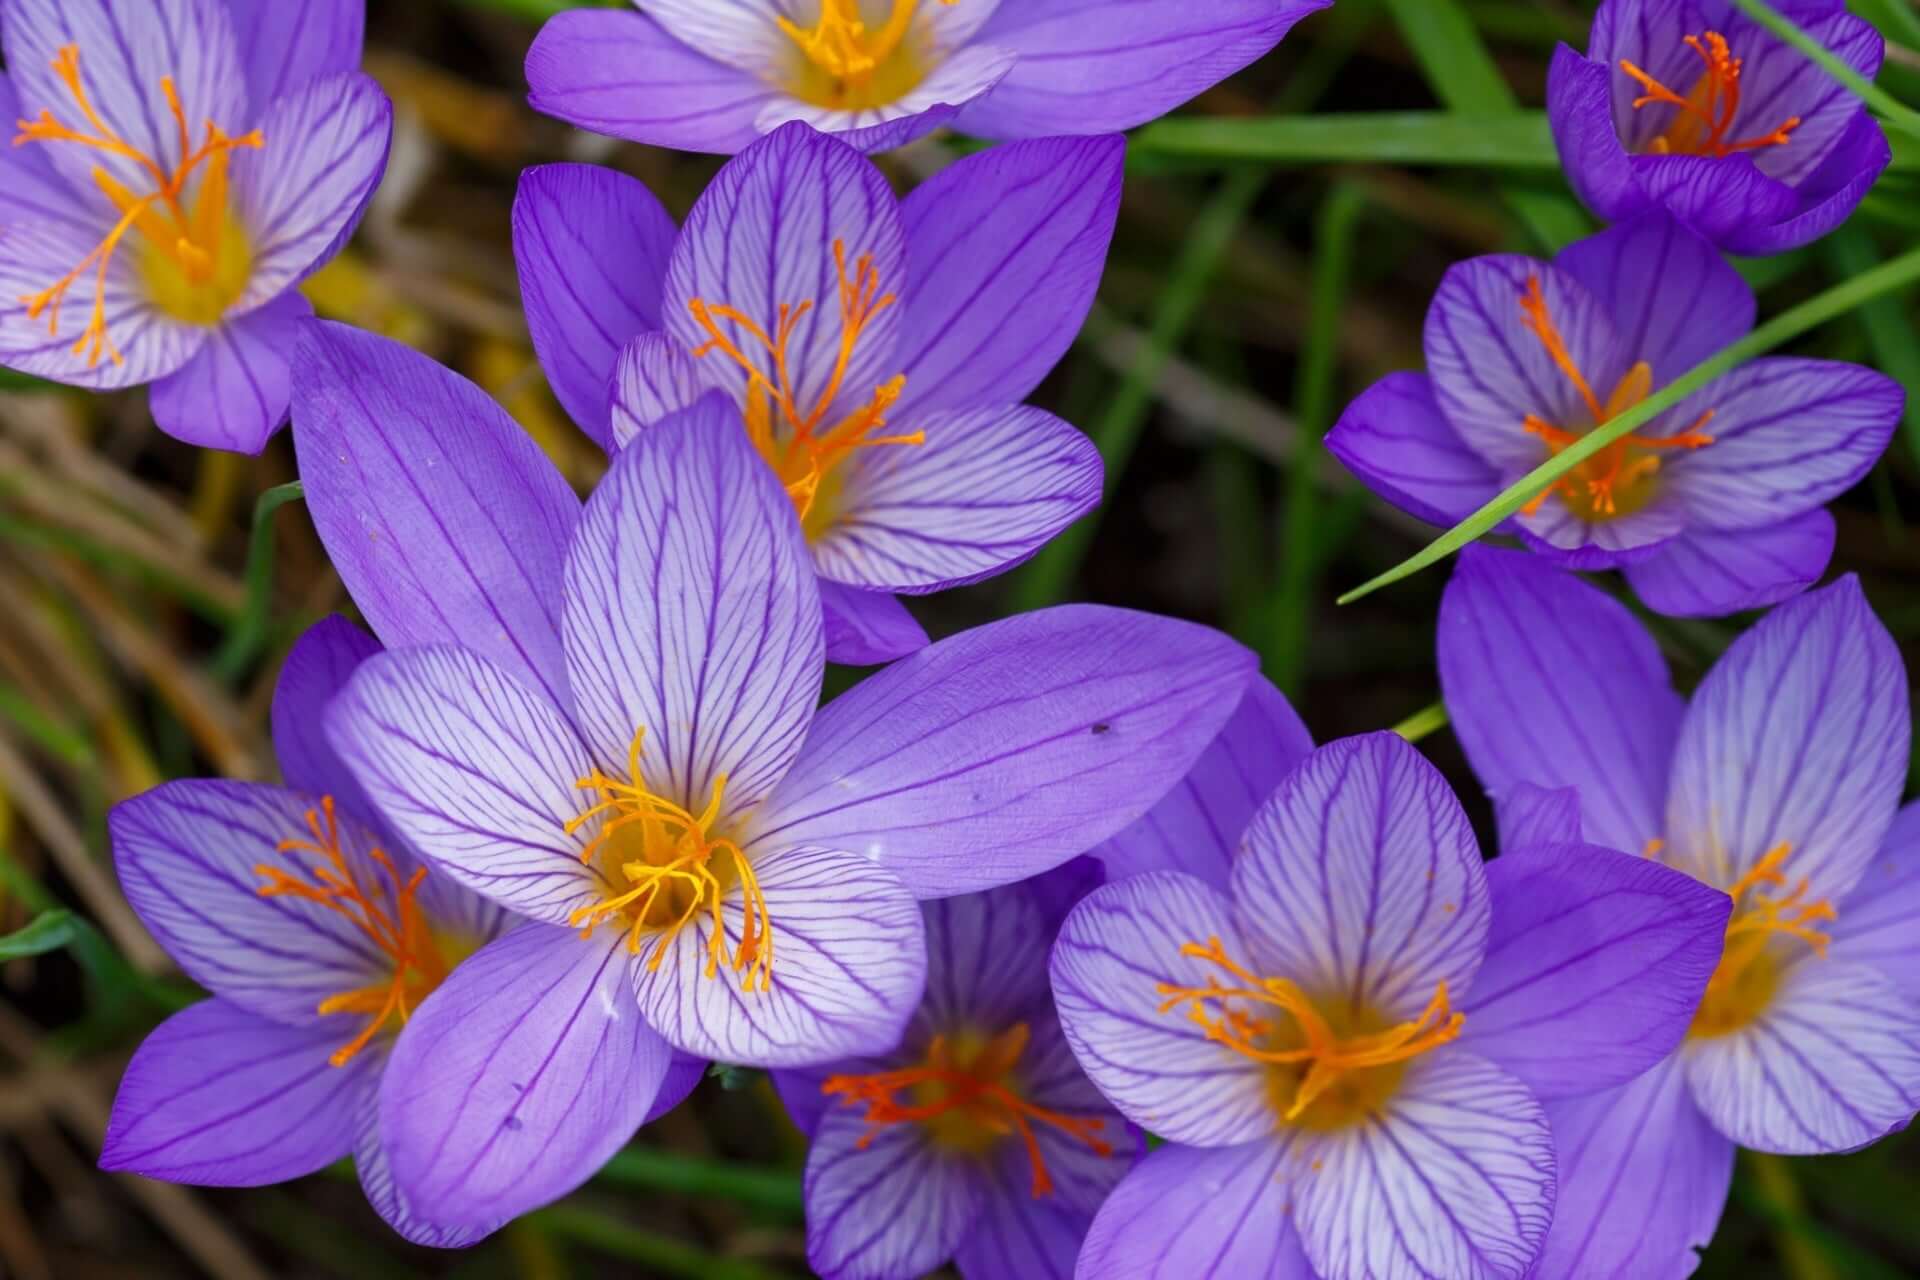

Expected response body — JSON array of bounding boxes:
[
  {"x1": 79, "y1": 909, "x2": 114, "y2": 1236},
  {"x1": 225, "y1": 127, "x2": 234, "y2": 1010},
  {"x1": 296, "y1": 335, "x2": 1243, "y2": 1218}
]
[
  {"x1": 1439, "y1": 547, "x2": 1920, "y2": 1277},
  {"x1": 1548, "y1": 0, "x2": 1887, "y2": 255},
  {"x1": 1052, "y1": 731, "x2": 1730, "y2": 1280},
  {"x1": 525, "y1": 0, "x2": 1330, "y2": 155},
  {"x1": 772, "y1": 879, "x2": 1137, "y2": 1280},
  {"x1": 1328, "y1": 212, "x2": 1900, "y2": 617},
  {"x1": 514, "y1": 122, "x2": 1118, "y2": 663},
  {"x1": 0, "y1": 0, "x2": 390, "y2": 450},
  {"x1": 292, "y1": 322, "x2": 1258, "y2": 1231}
]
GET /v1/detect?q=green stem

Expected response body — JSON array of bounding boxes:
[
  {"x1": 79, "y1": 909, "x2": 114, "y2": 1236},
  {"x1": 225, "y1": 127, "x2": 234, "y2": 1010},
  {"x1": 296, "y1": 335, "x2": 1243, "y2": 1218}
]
[
  {"x1": 1391, "y1": 702, "x2": 1450, "y2": 744},
  {"x1": 1731, "y1": 0, "x2": 1920, "y2": 142},
  {"x1": 531, "y1": 1205, "x2": 777, "y2": 1280},
  {"x1": 1337, "y1": 242, "x2": 1920, "y2": 605},
  {"x1": 1744, "y1": 1153, "x2": 1841, "y2": 1280},
  {"x1": 593, "y1": 1146, "x2": 804, "y2": 1218},
  {"x1": 207, "y1": 480, "x2": 304, "y2": 683}
]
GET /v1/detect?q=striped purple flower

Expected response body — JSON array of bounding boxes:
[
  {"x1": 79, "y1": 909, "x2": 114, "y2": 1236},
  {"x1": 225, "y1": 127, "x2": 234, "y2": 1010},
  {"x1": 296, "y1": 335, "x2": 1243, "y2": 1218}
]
[
  {"x1": 1328, "y1": 213, "x2": 1901, "y2": 617},
  {"x1": 0, "y1": 0, "x2": 390, "y2": 451},
  {"x1": 1439, "y1": 547, "x2": 1920, "y2": 1277}
]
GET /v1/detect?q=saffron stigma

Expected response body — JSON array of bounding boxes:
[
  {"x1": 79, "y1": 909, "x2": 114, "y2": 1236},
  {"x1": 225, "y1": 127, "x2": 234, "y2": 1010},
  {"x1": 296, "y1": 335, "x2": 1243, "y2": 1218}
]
[
  {"x1": 255, "y1": 797, "x2": 449, "y2": 1068},
  {"x1": 15, "y1": 45, "x2": 262, "y2": 366},
  {"x1": 821, "y1": 1023, "x2": 1113, "y2": 1198},
  {"x1": 1691, "y1": 842, "x2": 1836, "y2": 1038},
  {"x1": 1620, "y1": 31, "x2": 1801, "y2": 158},
  {"x1": 776, "y1": 0, "x2": 959, "y2": 108},
  {"x1": 564, "y1": 727, "x2": 775, "y2": 993},
  {"x1": 1515, "y1": 274, "x2": 1714, "y2": 520},
  {"x1": 689, "y1": 239, "x2": 922, "y2": 533}
]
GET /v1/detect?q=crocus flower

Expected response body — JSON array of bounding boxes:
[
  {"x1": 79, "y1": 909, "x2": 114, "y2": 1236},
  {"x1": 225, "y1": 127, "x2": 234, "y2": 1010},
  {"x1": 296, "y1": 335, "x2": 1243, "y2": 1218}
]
[
  {"x1": 525, "y1": 0, "x2": 1330, "y2": 155},
  {"x1": 770, "y1": 878, "x2": 1138, "y2": 1280},
  {"x1": 1547, "y1": 0, "x2": 1887, "y2": 255},
  {"x1": 0, "y1": 0, "x2": 391, "y2": 451},
  {"x1": 1438, "y1": 546, "x2": 1920, "y2": 1277},
  {"x1": 291, "y1": 321, "x2": 1258, "y2": 1230},
  {"x1": 514, "y1": 123, "x2": 1119, "y2": 664},
  {"x1": 1328, "y1": 212, "x2": 1900, "y2": 617},
  {"x1": 1052, "y1": 731, "x2": 1730, "y2": 1280}
]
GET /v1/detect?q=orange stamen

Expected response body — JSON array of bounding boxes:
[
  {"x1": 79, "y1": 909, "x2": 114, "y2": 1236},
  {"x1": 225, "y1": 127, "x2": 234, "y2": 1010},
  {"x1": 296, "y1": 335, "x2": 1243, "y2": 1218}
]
[
  {"x1": 776, "y1": 0, "x2": 958, "y2": 86},
  {"x1": 1704, "y1": 841, "x2": 1835, "y2": 1001},
  {"x1": 1619, "y1": 32, "x2": 1800, "y2": 158}
]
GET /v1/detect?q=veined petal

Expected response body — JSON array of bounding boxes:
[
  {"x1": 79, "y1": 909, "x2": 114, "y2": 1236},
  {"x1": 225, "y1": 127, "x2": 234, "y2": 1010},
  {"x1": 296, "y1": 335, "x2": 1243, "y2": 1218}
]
[
  {"x1": 1830, "y1": 803, "x2": 1920, "y2": 1005},
  {"x1": 352, "y1": 1082, "x2": 498, "y2": 1249},
  {"x1": 0, "y1": 74, "x2": 87, "y2": 232},
  {"x1": 1546, "y1": 44, "x2": 1646, "y2": 226},
  {"x1": 610, "y1": 332, "x2": 721, "y2": 449},
  {"x1": 918, "y1": 886, "x2": 1054, "y2": 1036},
  {"x1": 1623, "y1": 509, "x2": 1835, "y2": 619},
  {"x1": 1627, "y1": 153, "x2": 1799, "y2": 249},
  {"x1": 804, "y1": 1106, "x2": 980, "y2": 1280},
  {"x1": 636, "y1": 0, "x2": 789, "y2": 73},
  {"x1": 1552, "y1": 213, "x2": 1753, "y2": 381},
  {"x1": 148, "y1": 291, "x2": 311, "y2": 453},
  {"x1": 1325, "y1": 372, "x2": 1503, "y2": 529},
  {"x1": 1715, "y1": 4, "x2": 1884, "y2": 186},
  {"x1": 270, "y1": 614, "x2": 382, "y2": 812},
  {"x1": 1495, "y1": 782, "x2": 1583, "y2": 850},
  {"x1": 1723, "y1": 112, "x2": 1889, "y2": 258},
  {"x1": 226, "y1": 0, "x2": 363, "y2": 112},
  {"x1": 1075, "y1": 1141, "x2": 1311, "y2": 1280},
  {"x1": 818, "y1": 578, "x2": 929, "y2": 666},
  {"x1": 1007, "y1": 1013, "x2": 1139, "y2": 1213}
]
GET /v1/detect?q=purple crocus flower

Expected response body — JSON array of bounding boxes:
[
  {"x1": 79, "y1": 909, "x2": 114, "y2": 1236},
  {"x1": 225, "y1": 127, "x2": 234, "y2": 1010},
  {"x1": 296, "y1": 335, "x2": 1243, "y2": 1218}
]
[
  {"x1": 768, "y1": 878, "x2": 1138, "y2": 1280},
  {"x1": 1051, "y1": 731, "x2": 1730, "y2": 1280},
  {"x1": 1438, "y1": 547, "x2": 1920, "y2": 1277},
  {"x1": 1328, "y1": 212, "x2": 1901, "y2": 617},
  {"x1": 514, "y1": 122, "x2": 1119, "y2": 664},
  {"x1": 525, "y1": 0, "x2": 1330, "y2": 155},
  {"x1": 0, "y1": 0, "x2": 390, "y2": 451},
  {"x1": 1547, "y1": 0, "x2": 1887, "y2": 256},
  {"x1": 291, "y1": 321, "x2": 1258, "y2": 1231}
]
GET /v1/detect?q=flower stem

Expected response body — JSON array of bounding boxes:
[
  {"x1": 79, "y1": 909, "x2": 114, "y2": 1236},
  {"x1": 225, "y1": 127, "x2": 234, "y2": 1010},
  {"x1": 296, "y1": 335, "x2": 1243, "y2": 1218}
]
[{"x1": 1390, "y1": 701, "x2": 1450, "y2": 744}]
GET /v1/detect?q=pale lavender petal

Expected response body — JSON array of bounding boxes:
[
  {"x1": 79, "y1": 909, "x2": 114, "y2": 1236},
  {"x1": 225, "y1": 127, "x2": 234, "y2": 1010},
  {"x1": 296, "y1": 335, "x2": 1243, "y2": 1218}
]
[
  {"x1": 1512, "y1": 491, "x2": 1684, "y2": 566},
  {"x1": 1830, "y1": 803, "x2": 1920, "y2": 1005},
  {"x1": 804, "y1": 1105, "x2": 980, "y2": 1280},
  {"x1": 1624, "y1": 508, "x2": 1835, "y2": 618},
  {"x1": 352, "y1": 1081, "x2": 498, "y2": 1249},
  {"x1": 148, "y1": 292, "x2": 310, "y2": 453},
  {"x1": 609, "y1": 331, "x2": 720, "y2": 449},
  {"x1": 1495, "y1": 782, "x2": 1583, "y2": 851},
  {"x1": 636, "y1": 0, "x2": 788, "y2": 71},
  {"x1": 818, "y1": 578, "x2": 929, "y2": 666},
  {"x1": 1075, "y1": 1141, "x2": 1311, "y2": 1280},
  {"x1": 0, "y1": 74, "x2": 86, "y2": 231},
  {"x1": 1326, "y1": 373, "x2": 1503, "y2": 528},
  {"x1": 1552, "y1": 213, "x2": 1753, "y2": 380},
  {"x1": 270, "y1": 614, "x2": 381, "y2": 809},
  {"x1": 225, "y1": 0, "x2": 364, "y2": 108},
  {"x1": 757, "y1": 46, "x2": 1013, "y2": 155}
]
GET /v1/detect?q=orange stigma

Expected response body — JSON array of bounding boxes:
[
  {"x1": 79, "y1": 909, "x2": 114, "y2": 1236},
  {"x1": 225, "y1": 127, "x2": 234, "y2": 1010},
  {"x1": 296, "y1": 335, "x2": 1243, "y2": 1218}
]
[
  {"x1": 821, "y1": 1022, "x2": 1112, "y2": 1197},
  {"x1": 776, "y1": 0, "x2": 958, "y2": 108},
  {"x1": 689, "y1": 239, "x2": 922, "y2": 537},
  {"x1": 255, "y1": 797, "x2": 451, "y2": 1067},
  {"x1": 14, "y1": 45, "x2": 262, "y2": 367},
  {"x1": 1515, "y1": 274, "x2": 1714, "y2": 520},
  {"x1": 1692, "y1": 842, "x2": 1835, "y2": 1037},
  {"x1": 564, "y1": 727, "x2": 774, "y2": 993},
  {"x1": 1157, "y1": 936, "x2": 1462, "y2": 1127},
  {"x1": 1620, "y1": 32, "x2": 1800, "y2": 158}
]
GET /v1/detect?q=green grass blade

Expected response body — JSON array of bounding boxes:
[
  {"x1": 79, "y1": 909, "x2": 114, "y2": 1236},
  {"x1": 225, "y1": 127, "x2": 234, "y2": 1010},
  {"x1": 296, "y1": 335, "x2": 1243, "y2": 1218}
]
[
  {"x1": 1824, "y1": 227, "x2": 1920, "y2": 468},
  {"x1": 1132, "y1": 113, "x2": 1561, "y2": 167},
  {"x1": 1384, "y1": 0, "x2": 1516, "y2": 110},
  {"x1": 207, "y1": 480, "x2": 305, "y2": 683},
  {"x1": 1391, "y1": 702, "x2": 1451, "y2": 743},
  {"x1": 0, "y1": 909, "x2": 78, "y2": 961},
  {"x1": 594, "y1": 1147, "x2": 803, "y2": 1217}
]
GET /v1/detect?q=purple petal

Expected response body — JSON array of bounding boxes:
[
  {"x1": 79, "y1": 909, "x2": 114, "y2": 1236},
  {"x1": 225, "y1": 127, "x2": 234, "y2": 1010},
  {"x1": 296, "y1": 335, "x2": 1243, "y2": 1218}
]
[
  {"x1": 352, "y1": 1082, "x2": 498, "y2": 1249},
  {"x1": 818, "y1": 579, "x2": 929, "y2": 666},
  {"x1": 750, "y1": 605, "x2": 1257, "y2": 897},
  {"x1": 1512, "y1": 489, "x2": 1684, "y2": 567},
  {"x1": 1495, "y1": 782, "x2": 1583, "y2": 850},
  {"x1": 917, "y1": 886, "x2": 1054, "y2": 1036},
  {"x1": 1664, "y1": 575, "x2": 1908, "y2": 902},
  {"x1": 610, "y1": 331, "x2": 720, "y2": 449},
  {"x1": 292, "y1": 322, "x2": 580, "y2": 710},
  {"x1": 101, "y1": 998, "x2": 372, "y2": 1185},
  {"x1": 1628, "y1": 152, "x2": 1800, "y2": 250},
  {"x1": 381, "y1": 924, "x2": 673, "y2": 1229},
  {"x1": 1050, "y1": 872, "x2": 1272, "y2": 1147},
  {"x1": 1553, "y1": 214, "x2": 1753, "y2": 380},
  {"x1": 894, "y1": 135, "x2": 1124, "y2": 417},
  {"x1": 513, "y1": 163, "x2": 679, "y2": 445},
  {"x1": 636, "y1": 1, "x2": 790, "y2": 72},
  {"x1": 1723, "y1": 112, "x2": 1890, "y2": 257},
  {"x1": 804, "y1": 1105, "x2": 980, "y2": 1280},
  {"x1": 950, "y1": 1158, "x2": 1100, "y2": 1280},
  {"x1": 225, "y1": 0, "x2": 364, "y2": 109},
  {"x1": 1235, "y1": 733, "x2": 1492, "y2": 1019},
  {"x1": 1624, "y1": 507, "x2": 1835, "y2": 618},
  {"x1": 1714, "y1": 4, "x2": 1884, "y2": 186},
  {"x1": 1546, "y1": 44, "x2": 1647, "y2": 226},
  {"x1": 148, "y1": 292, "x2": 311, "y2": 454},
  {"x1": 562, "y1": 393, "x2": 823, "y2": 817},
  {"x1": 1438, "y1": 545, "x2": 1683, "y2": 857},
  {"x1": 1004, "y1": 1013, "x2": 1139, "y2": 1213},
  {"x1": 0, "y1": 73, "x2": 86, "y2": 231},
  {"x1": 812, "y1": 404, "x2": 1102, "y2": 593},
  {"x1": 270, "y1": 614, "x2": 382, "y2": 809},
  {"x1": 1830, "y1": 803, "x2": 1920, "y2": 1005},
  {"x1": 1076, "y1": 1141, "x2": 1311, "y2": 1280},
  {"x1": 1460, "y1": 844, "x2": 1729, "y2": 1099},
  {"x1": 1325, "y1": 372, "x2": 1502, "y2": 529}
]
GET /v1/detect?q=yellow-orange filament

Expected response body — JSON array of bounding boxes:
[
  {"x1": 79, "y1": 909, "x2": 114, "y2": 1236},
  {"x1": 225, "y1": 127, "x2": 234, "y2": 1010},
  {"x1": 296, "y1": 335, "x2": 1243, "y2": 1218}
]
[
  {"x1": 1704, "y1": 842, "x2": 1835, "y2": 1004},
  {"x1": 777, "y1": 0, "x2": 958, "y2": 88},
  {"x1": 14, "y1": 45, "x2": 262, "y2": 366},
  {"x1": 1156, "y1": 936, "x2": 1463, "y2": 1124},
  {"x1": 1620, "y1": 33, "x2": 1800, "y2": 158},
  {"x1": 689, "y1": 239, "x2": 921, "y2": 530},
  {"x1": 821, "y1": 1023, "x2": 1112, "y2": 1197},
  {"x1": 564, "y1": 727, "x2": 774, "y2": 993},
  {"x1": 256, "y1": 797, "x2": 449, "y2": 1067},
  {"x1": 1515, "y1": 275, "x2": 1714, "y2": 520}
]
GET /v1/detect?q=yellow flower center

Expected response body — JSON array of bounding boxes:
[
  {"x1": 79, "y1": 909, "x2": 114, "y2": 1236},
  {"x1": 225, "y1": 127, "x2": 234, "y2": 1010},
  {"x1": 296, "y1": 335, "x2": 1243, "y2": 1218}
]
[
  {"x1": 776, "y1": 0, "x2": 958, "y2": 111},
  {"x1": 1690, "y1": 842, "x2": 1835, "y2": 1038},
  {"x1": 1620, "y1": 32, "x2": 1801, "y2": 158}
]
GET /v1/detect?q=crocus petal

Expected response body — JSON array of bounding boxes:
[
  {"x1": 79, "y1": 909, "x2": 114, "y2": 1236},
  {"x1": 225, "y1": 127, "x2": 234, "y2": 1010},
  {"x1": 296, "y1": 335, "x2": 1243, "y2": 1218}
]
[
  {"x1": 1513, "y1": 492, "x2": 1684, "y2": 566},
  {"x1": 1546, "y1": 44, "x2": 1646, "y2": 226},
  {"x1": 326, "y1": 645, "x2": 600, "y2": 927},
  {"x1": 0, "y1": 75, "x2": 87, "y2": 232},
  {"x1": 1830, "y1": 803, "x2": 1920, "y2": 1005},
  {"x1": 225, "y1": 0, "x2": 364, "y2": 108},
  {"x1": 1723, "y1": 112, "x2": 1890, "y2": 258},
  {"x1": 758, "y1": 46, "x2": 1014, "y2": 155},
  {"x1": 1628, "y1": 153, "x2": 1800, "y2": 250},
  {"x1": 1325, "y1": 372, "x2": 1503, "y2": 528},
  {"x1": 750, "y1": 605, "x2": 1256, "y2": 897},
  {"x1": 1050, "y1": 871, "x2": 1272, "y2": 1147},
  {"x1": 630, "y1": 844, "x2": 924, "y2": 1067},
  {"x1": 804, "y1": 1105, "x2": 980, "y2": 1280},
  {"x1": 352, "y1": 1082, "x2": 497, "y2": 1249},
  {"x1": 610, "y1": 332, "x2": 721, "y2": 449},
  {"x1": 1438, "y1": 544, "x2": 1682, "y2": 857},
  {"x1": 635, "y1": 0, "x2": 789, "y2": 72},
  {"x1": 148, "y1": 291, "x2": 311, "y2": 453},
  {"x1": 1460, "y1": 844, "x2": 1729, "y2": 1099},
  {"x1": 661, "y1": 122, "x2": 904, "y2": 421},
  {"x1": 952, "y1": 1161, "x2": 1094, "y2": 1280},
  {"x1": 100, "y1": 998, "x2": 371, "y2": 1185},
  {"x1": 959, "y1": 0, "x2": 1331, "y2": 137},
  {"x1": 1526, "y1": 1058, "x2": 1733, "y2": 1280},
  {"x1": 811, "y1": 403, "x2": 1102, "y2": 593},
  {"x1": 231, "y1": 72, "x2": 392, "y2": 307},
  {"x1": 563, "y1": 393, "x2": 823, "y2": 816},
  {"x1": 380, "y1": 924, "x2": 673, "y2": 1230},
  {"x1": 1495, "y1": 782, "x2": 1583, "y2": 850},
  {"x1": 1664, "y1": 575, "x2": 1908, "y2": 901},
  {"x1": 1624, "y1": 507, "x2": 1835, "y2": 618},
  {"x1": 270, "y1": 614, "x2": 382, "y2": 810},
  {"x1": 1682, "y1": 959, "x2": 1920, "y2": 1154},
  {"x1": 525, "y1": 10, "x2": 774, "y2": 156},
  {"x1": 110, "y1": 780, "x2": 391, "y2": 1026},
  {"x1": 1291, "y1": 1051, "x2": 1554, "y2": 1280},
  {"x1": 514, "y1": 163, "x2": 679, "y2": 446},
  {"x1": 893, "y1": 135, "x2": 1122, "y2": 417},
  {"x1": 916, "y1": 887, "x2": 1055, "y2": 1035},
  {"x1": 1552, "y1": 213, "x2": 1753, "y2": 381},
  {"x1": 293, "y1": 322, "x2": 580, "y2": 710},
  {"x1": 1716, "y1": 4, "x2": 1884, "y2": 186},
  {"x1": 1092, "y1": 678, "x2": 1311, "y2": 892},
  {"x1": 818, "y1": 578, "x2": 929, "y2": 666},
  {"x1": 1075, "y1": 1141, "x2": 1311, "y2": 1280},
  {"x1": 1235, "y1": 733, "x2": 1492, "y2": 1019}
]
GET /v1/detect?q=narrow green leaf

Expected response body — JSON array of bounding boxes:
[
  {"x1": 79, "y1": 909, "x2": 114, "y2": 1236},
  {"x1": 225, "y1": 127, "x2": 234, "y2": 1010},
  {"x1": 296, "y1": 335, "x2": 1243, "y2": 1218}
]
[
  {"x1": 1824, "y1": 227, "x2": 1920, "y2": 469},
  {"x1": 1383, "y1": 0, "x2": 1516, "y2": 111},
  {"x1": 0, "y1": 909, "x2": 77, "y2": 960},
  {"x1": 594, "y1": 1147, "x2": 804, "y2": 1218},
  {"x1": 534, "y1": 1205, "x2": 780, "y2": 1279},
  {"x1": 1132, "y1": 113, "x2": 1561, "y2": 168},
  {"x1": 1391, "y1": 702, "x2": 1451, "y2": 744},
  {"x1": 208, "y1": 480, "x2": 305, "y2": 683}
]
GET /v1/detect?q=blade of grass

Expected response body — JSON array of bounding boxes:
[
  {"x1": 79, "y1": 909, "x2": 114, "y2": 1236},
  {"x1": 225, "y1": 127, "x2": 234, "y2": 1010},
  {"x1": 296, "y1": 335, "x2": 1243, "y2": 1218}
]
[
  {"x1": 1391, "y1": 701, "x2": 1451, "y2": 743},
  {"x1": 1132, "y1": 113, "x2": 1562, "y2": 168},
  {"x1": 0, "y1": 910, "x2": 77, "y2": 961},
  {"x1": 0, "y1": 683, "x2": 93, "y2": 768},
  {"x1": 207, "y1": 481, "x2": 304, "y2": 683},
  {"x1": 532, "y1": 1205, "x2": 777, "y2": 1280},
  {"x1": 1850, "y1": 0, "x2": 1920, "y2": 49},
  {"x1": 1824, "y1": 226, "x2": 1920, "y2": 468},
  {"x1": 593, "y1": 1147, "x2": 803, "y2": 1218},
  {"x1": 1733, "y1": 0, "x2": 1920, "y2": 141},
  {"x1": 1338, "y1": 241, "x2": 1920, "y2": 604}
]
